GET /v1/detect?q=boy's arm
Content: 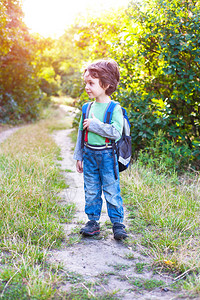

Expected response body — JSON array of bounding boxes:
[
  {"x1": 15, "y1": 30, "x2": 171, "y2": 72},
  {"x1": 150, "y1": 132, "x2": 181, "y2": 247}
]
[
  {"x1": 89, "y1": 120, "x2": 121, "y2": 140},
  {"x1": 87, "y1": 105, "x2": 123, "y2": 141}
]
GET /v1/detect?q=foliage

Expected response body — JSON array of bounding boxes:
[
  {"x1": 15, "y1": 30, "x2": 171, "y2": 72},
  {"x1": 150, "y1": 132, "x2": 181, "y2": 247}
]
[
  {"x1": 0, "y1": 0, "x2": 46, "y2": 123},
  {"x1": 113, "y1": 0, "x2": 200, "y2": 169},
  {"x1": 74, "y1": 10, "x2": 127, "y2": 60},
  {"x1": 41, "y1": 26, "x2": 88, "y2": 99},
  {"x1": 138, "y1": 130, "x2": 193, "y2": 174}
]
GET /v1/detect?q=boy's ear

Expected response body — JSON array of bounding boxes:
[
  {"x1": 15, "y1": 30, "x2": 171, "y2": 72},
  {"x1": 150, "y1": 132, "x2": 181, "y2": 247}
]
[
  {"x1": 99, "y1": 80, "x2": 109, "y2": 90},
  {"x1": 104, "y1": 84, "x2": 110, "y2": 90}
]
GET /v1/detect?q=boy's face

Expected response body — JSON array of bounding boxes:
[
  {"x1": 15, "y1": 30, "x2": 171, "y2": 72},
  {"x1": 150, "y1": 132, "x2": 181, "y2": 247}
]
[{"x1": 84, "y1": 71, "x2": 107, "y2": 100}]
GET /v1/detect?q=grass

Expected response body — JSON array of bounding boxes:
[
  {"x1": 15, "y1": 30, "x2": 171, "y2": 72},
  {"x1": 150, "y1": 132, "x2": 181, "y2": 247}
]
[
  {"x1": 121, "y1": 163, "x2": 200, "y2": 294},
  {"x1": 0, "y1": 104, "x2": 76, "y2": 299},
  {"x1": 2, "y1": 101, "x2": 200, "y2": 298}
]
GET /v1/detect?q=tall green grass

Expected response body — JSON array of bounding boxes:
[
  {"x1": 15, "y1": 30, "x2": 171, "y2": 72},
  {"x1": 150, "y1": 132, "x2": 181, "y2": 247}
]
[
  {"x1": 121, "y1": 164, "x2": 200, "y2": 293},
  {"x1": 0, "y1": 111, "x2": 75, "y2": 299}
]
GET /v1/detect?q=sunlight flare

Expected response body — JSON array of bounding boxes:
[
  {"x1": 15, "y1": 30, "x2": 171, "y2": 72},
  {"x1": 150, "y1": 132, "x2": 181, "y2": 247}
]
[{"x1": 22, "y1": 0, "x2": 130, "y2": 37}]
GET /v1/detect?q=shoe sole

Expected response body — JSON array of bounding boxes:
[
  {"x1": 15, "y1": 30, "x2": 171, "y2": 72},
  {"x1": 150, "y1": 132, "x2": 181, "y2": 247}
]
[
  {"x1": 114, "y1": 234, "x2": 128, "y2": 240},
  {"x1": 80, "y1": 230, "x2": 100, "y2": 236}
]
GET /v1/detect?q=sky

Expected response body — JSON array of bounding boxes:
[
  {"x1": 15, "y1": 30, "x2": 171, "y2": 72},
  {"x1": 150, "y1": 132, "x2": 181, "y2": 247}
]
[{"x1": 22, "y1": 0, "x2": 130, "y2": 38}]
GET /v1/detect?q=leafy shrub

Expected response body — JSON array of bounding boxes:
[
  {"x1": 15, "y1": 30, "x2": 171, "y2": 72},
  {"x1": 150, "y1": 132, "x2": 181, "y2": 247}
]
[
  {"x1": 138, "y1": 130, "x2": 193, "y2": 174},
  {"x1": 115, "y1": 90, "x2": 170, "y2": 156}
]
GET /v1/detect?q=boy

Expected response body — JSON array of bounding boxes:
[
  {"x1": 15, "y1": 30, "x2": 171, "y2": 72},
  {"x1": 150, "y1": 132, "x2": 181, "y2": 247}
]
[{"x1": 73, "y1": 59, "x2": 128, "y2": 240}]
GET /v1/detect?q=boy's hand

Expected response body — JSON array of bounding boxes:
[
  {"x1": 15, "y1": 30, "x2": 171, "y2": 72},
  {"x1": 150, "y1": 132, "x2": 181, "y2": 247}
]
[
  {"x1": 76, "y1": 160, "x2": 83, "y2": 173},
  {"x1": 83, "y1": 113, "x2": 96, "y2": 130},
  {"x1": 83, "y1": 118, "x2": 91, "y2": 130}
]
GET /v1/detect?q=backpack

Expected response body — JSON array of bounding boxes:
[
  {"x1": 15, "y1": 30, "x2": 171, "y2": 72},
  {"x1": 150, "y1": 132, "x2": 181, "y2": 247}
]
[{"x1": 81, "y1": 100, "x2": 132, "y2": 178}]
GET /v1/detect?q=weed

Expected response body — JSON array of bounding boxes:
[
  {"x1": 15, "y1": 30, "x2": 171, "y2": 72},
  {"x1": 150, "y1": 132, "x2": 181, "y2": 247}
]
[
  {"x1": 70, "y1": 225, "x2": 82, "y2": 234},
  {"x1": 127, "y1": 276, "x2": 166, "y2": 291},
  {"x1": 0, "y1": 265, "x2": 58, "y2": 299},
  {"x1": 128, "y1": 277, "x2": 143, "y2": 289},
  {"x1": 135, "y1": 262, "x2": 147, "y2": 273},
  {"x1": 66, "y1": 235, "x2": 82, "y2": 246},
  {"x1": 65, "y1": 168, "x2": 73, "y2": 173},
  {"x1": 125, "y1": 253, "x2": 135, "y2": 260},
  {"x1": 143, "y1": 278, "x2": 165, "y2": 291},
  {"x1": 97, "y1": 223, "x2": 111, "y2": 239},
  {"x1": 98, "y1": 277, "x2": 109, "y2": 286},
  {"x1": 61, "y1": 270, "x2": 83, "y2": 284},
  {"x1": 61, "y1": 285, "x2": 93, "y2": 300},
  {"x1": 96, "y1": 271, "x2": 115, "y2": 285},
  {"x1": 77, "y1": 220, "x2": 85, "y2": 225},
  {"x1": 62, "y1": 284, "x2": 120, "y2": 300},
  {"x1": 41, "y1": 102, "x2": 74, "y2": 133},
  {"x1": 97, "y1": 271, "x2": 116, "y2": 278},
  {"x1": 96, "y1": 292, "x2": 120, "y2": 300},
  {"x1": 111, "y1": 263, "x2": 131, "y2": 271},
  {"x1": 103, "y1": 220, "x2": 113, "y2": 229}
]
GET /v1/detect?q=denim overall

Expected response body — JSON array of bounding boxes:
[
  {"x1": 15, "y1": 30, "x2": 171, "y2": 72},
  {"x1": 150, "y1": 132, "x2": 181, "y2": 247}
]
[{"x1": 83, "y1": 146, "x2": 124, "y2": 224}]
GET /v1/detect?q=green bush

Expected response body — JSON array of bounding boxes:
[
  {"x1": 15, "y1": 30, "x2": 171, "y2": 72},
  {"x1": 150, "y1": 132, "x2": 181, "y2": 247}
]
[{"x1": 138, "y1": 130, "x2": 193, "y2": 174}]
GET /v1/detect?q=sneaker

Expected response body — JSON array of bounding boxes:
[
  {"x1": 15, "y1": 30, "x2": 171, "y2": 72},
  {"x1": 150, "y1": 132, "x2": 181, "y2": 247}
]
[
  {"x1": 80, "y1": 220, "x2": 100, "y2": 236},
  {"x1": 113, "y1": 223, "x2": 128, "y2": 240}
]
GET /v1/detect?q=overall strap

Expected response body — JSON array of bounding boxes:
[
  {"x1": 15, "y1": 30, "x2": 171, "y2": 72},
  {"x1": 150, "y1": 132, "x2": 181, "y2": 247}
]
[
  {"x1": 104, "y1": 100, "x2": 119, "y2": 180},
  {"x1": 81, "y1": 102, "x2": 93, "y2": 148},
  {"x1": 82, "y1": 102, "x2": 93, "y2": 120}
]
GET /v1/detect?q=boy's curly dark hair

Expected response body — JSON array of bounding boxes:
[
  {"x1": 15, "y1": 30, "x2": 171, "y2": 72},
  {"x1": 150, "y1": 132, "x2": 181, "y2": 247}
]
[{"x1": 84, "y1": 59, "x2": 120, "y2": 96}]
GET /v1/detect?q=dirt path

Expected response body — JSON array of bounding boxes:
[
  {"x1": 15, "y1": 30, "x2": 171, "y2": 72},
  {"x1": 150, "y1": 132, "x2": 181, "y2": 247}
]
[{"x1": 50, "y1": 128, "x2": 181, "y2": 300}]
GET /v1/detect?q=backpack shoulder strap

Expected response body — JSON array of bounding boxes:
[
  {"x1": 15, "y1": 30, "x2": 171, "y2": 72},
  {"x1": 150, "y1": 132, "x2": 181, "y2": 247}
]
[
  {"x1": 121, "y1": 107, "x2": 131, "y2": 128},
  {"x1": 103, "y1": 100, "x2": 119, "y2": 124},
  {"x1": 82, "y1": 102, "x2": 93, "y2": 121},
  {"x1": 104, "y1": 100, "x2": 120, "y2": 180}
]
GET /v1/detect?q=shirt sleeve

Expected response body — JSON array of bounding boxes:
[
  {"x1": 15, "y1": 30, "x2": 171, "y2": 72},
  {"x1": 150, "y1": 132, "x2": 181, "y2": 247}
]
[
  {"x1": 88, "y1": 104, "x2": 123, "y2": 141},
  {"x1": 79, "y1": 114, "x2": 83, "y2": 131},
  {"x1": 73, "y1": 128, "x2": 83, "y2": 161}
]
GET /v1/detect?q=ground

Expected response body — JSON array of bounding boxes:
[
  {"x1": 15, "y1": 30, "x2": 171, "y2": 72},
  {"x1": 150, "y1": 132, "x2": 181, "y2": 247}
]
[{"x1": 0, "y1": 114, "x2": 191, "y2": 299}]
